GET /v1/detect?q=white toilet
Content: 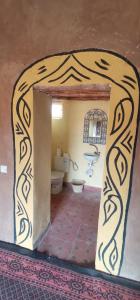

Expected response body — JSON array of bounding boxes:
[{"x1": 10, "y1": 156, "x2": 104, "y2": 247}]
[{"x1": 51, "y1": 155, "x2": 69, "y2": 195}]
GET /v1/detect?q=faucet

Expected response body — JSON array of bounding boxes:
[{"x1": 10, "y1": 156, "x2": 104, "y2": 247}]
[{"x1": 89, "y1": 143, "x2": 99, "y2": 154}]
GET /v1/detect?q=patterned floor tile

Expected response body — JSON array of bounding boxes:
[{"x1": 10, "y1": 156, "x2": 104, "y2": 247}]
[{"x1": 37, "y1": 186, "x2": 101, "y2": 267}]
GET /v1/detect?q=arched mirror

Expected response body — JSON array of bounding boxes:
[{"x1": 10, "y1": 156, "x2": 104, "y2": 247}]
[{"x1": 83, "y1": 109, "x2": 108, "y2": 144}]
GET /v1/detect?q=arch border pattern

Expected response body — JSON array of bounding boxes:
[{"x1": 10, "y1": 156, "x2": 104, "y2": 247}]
[{"x1": 12, "y1": 49, "x2": 140, "y2": 275}]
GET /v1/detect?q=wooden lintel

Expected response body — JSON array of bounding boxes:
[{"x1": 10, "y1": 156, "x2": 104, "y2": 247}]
[{"x1": 33, "y1": 84, "x2": 111, "y2": 101}]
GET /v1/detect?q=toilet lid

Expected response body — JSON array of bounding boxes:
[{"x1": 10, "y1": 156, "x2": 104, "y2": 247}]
[{"x1": 51, "y1": 170, "x2": 64, "y2": 180}]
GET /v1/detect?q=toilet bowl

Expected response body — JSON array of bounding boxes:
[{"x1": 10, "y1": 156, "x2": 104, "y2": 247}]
[
  {"x1": 51, "y1": 170, "x2": 64, "y2": 195},
  {"x1": 51, "y1": 155, "x2": 70, "y2": 194}
]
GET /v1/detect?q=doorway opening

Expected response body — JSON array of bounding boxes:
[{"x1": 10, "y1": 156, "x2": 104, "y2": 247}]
[
  {"x1": 36, "y1": 84, "x2": 110, "y2": 268},
  {"x1": 12, "y1": 49, "x2": 139, "y2": 275}
]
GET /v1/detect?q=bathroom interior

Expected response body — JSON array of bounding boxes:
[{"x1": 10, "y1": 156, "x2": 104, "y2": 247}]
[{"x1": 37, "y1": 90, "x2": 110, "y2": 268}]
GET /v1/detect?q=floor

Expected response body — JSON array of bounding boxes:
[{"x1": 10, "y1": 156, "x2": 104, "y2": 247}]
[
  {"x1": 37, "y1": 185, "x2": 101, "y2": 267},
  {"x1": 1, "y1": 241, "x2": 140, "y2": 300}
]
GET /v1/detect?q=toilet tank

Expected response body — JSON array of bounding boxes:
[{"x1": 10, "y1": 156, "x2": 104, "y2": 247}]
[{"x1": 54, "y1": 156, "x2": 70, "y2": 173}]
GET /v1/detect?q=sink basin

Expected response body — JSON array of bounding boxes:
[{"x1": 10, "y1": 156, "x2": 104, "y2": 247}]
[{"x1": 84, "y1": 152, "x2": 100, "y2": 163}]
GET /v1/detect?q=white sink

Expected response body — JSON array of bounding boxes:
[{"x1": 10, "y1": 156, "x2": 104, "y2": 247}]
[{"x1": 84, "y1": 152, "x2": 100, "y2": 163}]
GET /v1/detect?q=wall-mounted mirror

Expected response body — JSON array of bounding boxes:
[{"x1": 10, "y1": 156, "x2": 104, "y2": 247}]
[{"x1": 83, "y1": 109, "x2": 108, "y2": 144}]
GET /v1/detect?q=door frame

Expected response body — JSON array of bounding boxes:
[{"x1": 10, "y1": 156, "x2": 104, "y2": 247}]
[{"x1": 11, "y1": 49, "x2": 140, "y2": 276}]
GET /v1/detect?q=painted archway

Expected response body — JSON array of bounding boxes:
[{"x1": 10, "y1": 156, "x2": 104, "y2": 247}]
[{"x1": 12, "y1": 49, "x2": 140, "y2": 276}]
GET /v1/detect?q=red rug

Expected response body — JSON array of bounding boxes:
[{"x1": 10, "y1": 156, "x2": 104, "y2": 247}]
[{"x1": 0, "y1": 246, "x2": 140, "y2": 299}]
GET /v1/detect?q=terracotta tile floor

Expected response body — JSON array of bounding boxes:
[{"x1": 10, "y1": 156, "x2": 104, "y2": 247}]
[{"x1": 37, "y1": 186, "x2": 101, "y2": 267}]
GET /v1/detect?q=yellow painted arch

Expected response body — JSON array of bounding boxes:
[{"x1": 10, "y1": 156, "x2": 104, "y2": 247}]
[{"x1": 12, "y1": 49, "x2": 140, "y2": 275}]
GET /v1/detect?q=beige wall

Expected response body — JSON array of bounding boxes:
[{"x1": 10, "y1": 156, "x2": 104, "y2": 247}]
[
  {"x1": 67, "y1": 100, "x2": 109, "y2": 188},
  {"x1": 52, "y1": 100, "x2": 109, "y2": 188},
  {"x1": 0, "y1": 0, "x2": 139, "y2": 244},
  {"x1": 33, "y1": 90, "x2": 51, "y2": 246},
  {"x1": 121, "y1": 125, "x2": 140, "y2": 281},
  {"x1": 0, "y1": 0, "x2": 140, "y2": 281}
]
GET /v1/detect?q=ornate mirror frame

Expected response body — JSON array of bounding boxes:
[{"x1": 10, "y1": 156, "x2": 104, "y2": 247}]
[
  {"x1": 83, "y1": 109, "x2": 108, "y2": 144},
  {"x1": 12, "y1": 49, "x2": 140, "y2": 276}
]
